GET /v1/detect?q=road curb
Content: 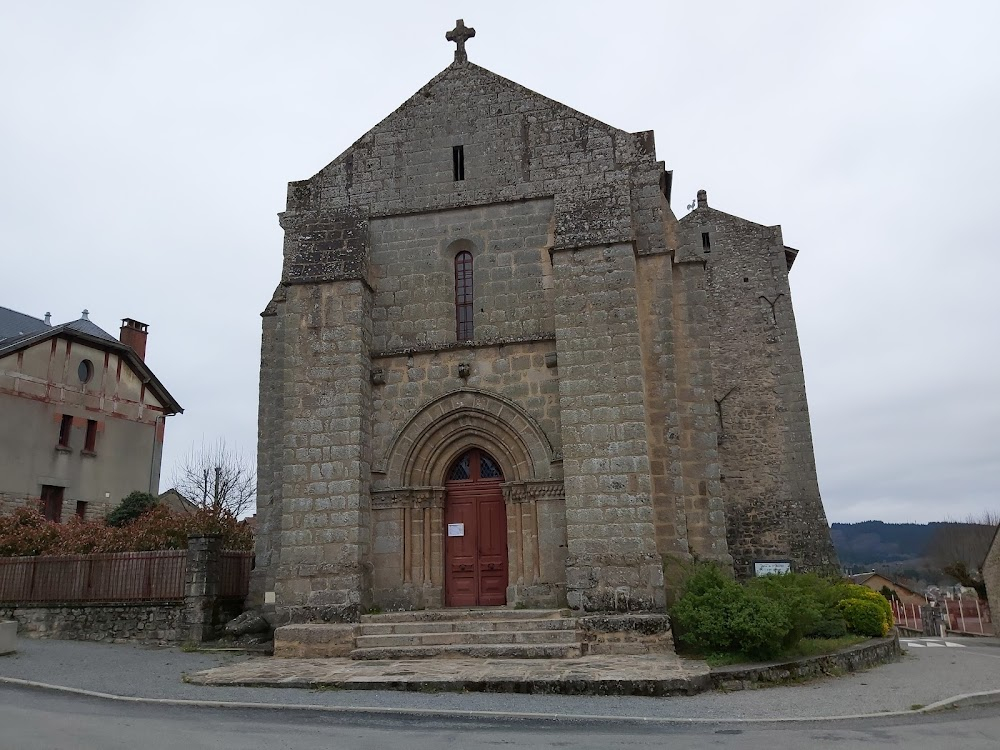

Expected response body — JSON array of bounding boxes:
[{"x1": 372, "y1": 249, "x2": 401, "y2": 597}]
[{"x1": 3, "y1": 674, "x2": 999, "y2": 725}]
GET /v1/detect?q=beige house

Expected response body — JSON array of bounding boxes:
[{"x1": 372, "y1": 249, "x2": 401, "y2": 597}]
[
  {"x1": 0, "y1": 307, "x2": 182, "y2": 522},
  {"x1": 849, "y1": 572, "x2": 925, "y2": 607}
]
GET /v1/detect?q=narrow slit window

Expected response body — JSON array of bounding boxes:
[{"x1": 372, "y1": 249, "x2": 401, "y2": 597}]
[
  {"x1": 452, "y1": 145, "x2": 465, "y2": 181},
  {"x1": 84, "y1": 419, "x2": 98, "y2": 453},
  {"x1": 702, "y1": 232, "x2": 711, "y2": 252},
  {"x1": 58, "y1": 414, "x2": 73, "y2": 447},
  {"x1": 75, "y1": 501, "x2": 87, "y2": 520},
  {"x1": 455, "y1": 250, "x2": 474, "y2": 340}
]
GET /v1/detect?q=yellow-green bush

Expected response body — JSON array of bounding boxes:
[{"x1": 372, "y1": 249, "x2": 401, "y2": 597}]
[
  {"x1": 838, "y1": 598, "x2": 889, "y2": 637},
  {"x1": 831, "y1": 583, "x2": 893, "y2": 636}
]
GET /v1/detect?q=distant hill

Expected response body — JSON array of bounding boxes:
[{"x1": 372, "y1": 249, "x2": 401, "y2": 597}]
[{"x1": 830, "y1": 520, "x2": 985, "y2": 567}]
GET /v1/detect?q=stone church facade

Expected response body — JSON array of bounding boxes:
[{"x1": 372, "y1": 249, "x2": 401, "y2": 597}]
[{"x1": 251, "y1": 23, "x2": 839, "y2": 624}]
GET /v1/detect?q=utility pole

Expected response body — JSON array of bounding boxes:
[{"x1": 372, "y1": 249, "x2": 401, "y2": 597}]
[{"x1": 214, "y1": 466, "x2": 222, "y2": 511}]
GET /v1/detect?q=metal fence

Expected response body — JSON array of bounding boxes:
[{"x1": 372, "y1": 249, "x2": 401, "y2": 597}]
[
  {"x1": 0, "y1": 550, "x2": 187, "y2": 603},
  {"x1": 892, "y1": 598, "x2": 993, "y2": 636}
]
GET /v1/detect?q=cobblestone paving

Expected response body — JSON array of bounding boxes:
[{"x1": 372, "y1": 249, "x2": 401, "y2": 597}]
[{"x1": 186, "y1": 654, "x2": 711, "y2": 695}]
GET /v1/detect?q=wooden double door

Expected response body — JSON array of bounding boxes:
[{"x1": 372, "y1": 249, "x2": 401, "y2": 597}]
[{"x1": 444, "y1": 448, "x2": 508, "y2": 607}]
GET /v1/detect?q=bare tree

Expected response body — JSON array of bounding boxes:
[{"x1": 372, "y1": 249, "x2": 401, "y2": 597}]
[
  {"x1": 171, "y1": 439, "x2": 256, "y2": 518},
  {"x1": 925, "y1": 511, "x2": 1000, "y2": 577}
]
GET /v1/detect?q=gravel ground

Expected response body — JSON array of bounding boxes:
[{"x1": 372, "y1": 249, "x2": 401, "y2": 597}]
[{"x1": 2, "y1": 636, "x2": 999, "y2": 720}]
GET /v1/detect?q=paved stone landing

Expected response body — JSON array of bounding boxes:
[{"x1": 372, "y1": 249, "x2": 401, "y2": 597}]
[{"x1": 185, "y1": 653, "x2": 710, "y2": 696}]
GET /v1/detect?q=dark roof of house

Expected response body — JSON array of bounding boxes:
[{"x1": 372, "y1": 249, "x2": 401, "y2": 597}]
[
  {"x1": 64, "y1": 316, "x2": 119, "y2": 343},
  {"x1": 0, "y1": 307, "x2": 182, "y2": 415},
  {"x1": 0, "y1": 306, "x2": 50, "y2": 341},
  {"x1": 849, "y1": 571, "x2": 921, "y2": 596}
]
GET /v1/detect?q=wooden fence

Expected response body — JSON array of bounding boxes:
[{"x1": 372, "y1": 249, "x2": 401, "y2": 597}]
[
  {"x1": 220, "y1": 551, "x2": 254, "y2": 598},
  {"x1": 0, "y1": 549, "x2": 251, "y2": 604}
]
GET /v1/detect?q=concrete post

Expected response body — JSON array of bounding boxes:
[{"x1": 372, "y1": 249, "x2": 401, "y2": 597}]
[
  {"x1": 184, "y1": 533, "x2": 223, "y2": 642},
  {"x1": 0, "y1": 620, "x2": 16, "y2": 655}
]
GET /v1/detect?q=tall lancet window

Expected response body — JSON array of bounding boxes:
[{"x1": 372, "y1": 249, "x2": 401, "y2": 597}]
[{"x1": 455, "y1": 250, "x2": 474, "y2": 341}]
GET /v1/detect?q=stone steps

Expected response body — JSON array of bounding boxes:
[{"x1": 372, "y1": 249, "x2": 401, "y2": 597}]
[
  {"x1": 361, "y1": 608, "x2": 570, "y2": 624},
  {"x1": 273, "y1": 610, "x2": 674, "y2": 661},
  {"x1": 349, "y1": 608, "x2": 580, "y2": 660},
  {"x1": 358, "y1": 617, "x2": 577, "y2": 637},
  {"x1": 351, "y1": 643, "x2": 583, "y2": 660},
  {"x1": 355, "y1": 628, "x2": 578, "y2": 649}
]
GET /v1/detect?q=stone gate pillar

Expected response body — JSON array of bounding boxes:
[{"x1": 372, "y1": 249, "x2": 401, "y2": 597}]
[{"x1": 184, "y1": 533, "x2": 223, "y2": 642}]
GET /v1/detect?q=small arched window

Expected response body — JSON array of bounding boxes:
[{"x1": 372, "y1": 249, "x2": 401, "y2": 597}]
[{"x1": 455, "y1": 250, "x2": 473, "y2": 340}]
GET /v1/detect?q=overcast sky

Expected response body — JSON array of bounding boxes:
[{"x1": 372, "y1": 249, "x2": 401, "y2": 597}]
[{"x1": 2, "y1": 2, "x2": 997, "y2": 524}]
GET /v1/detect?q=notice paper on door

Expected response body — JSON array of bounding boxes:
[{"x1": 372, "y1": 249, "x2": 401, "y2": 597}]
[{"x1": 447, "y1": 523, "x2": 465, "y2": 537}]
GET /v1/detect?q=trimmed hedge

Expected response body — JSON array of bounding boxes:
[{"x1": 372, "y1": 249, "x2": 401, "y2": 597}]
[
  {"x1": 0, "y1": 505, "x2": 254, "y2": 556},
  {"x1": 670, "y1": 565, "x2": 894, "y2": 660}
]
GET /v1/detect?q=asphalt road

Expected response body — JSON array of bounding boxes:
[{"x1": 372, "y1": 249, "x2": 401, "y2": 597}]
[
  {"x1": 3, "y1": 684, "x2": 1000, "y2": 750},
  {"x1": 3, "y1": 636, "x2": 1000, "y2": 720}
]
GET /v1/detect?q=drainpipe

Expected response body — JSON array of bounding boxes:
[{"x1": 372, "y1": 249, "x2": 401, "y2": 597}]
[{"x1": 148, "y1": 414, "x2": 164, "y2": 495}]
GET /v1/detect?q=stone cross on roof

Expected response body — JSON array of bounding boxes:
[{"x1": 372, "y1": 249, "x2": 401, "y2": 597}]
[{"x1": 446, "y1": 19, "x2": 476, "y2": 63}]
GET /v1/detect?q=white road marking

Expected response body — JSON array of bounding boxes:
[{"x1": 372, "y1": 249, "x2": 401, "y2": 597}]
[{"x1": 901, "y1": 639, "x2": 966, "y2": 648}]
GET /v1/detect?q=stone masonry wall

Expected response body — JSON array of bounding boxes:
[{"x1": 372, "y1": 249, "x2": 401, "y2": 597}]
[
  {"x1": 0, "y1": 492, "x2": 34, "y2": 516},
  {"x1": 669, "y1": 258, "x2": 732, "y2": 566},
  {"x1": 268, "y1": 281, "x2": 375, "y2": 623},
  {"x1": 680, "y1": 195, "x2": 839, "y2": 576},
  {"x1": 1, "y1": 602, "x2": 184, "y2": 644},
  {"x1": 248, "y1": 287, "x2": 285, "y2": 608},
  {"x1": 553, "y1": 243, "x2": 664, "y2": 611},
  {"x1": 370, "y1": 341, "x2": 561, "y2": 476},
  {"x1": 368, "y1": 199, "x2": 555, "y2": 352},
  {"x1": 983, "y1": 528, "x2": 1000, "y2": 610}
]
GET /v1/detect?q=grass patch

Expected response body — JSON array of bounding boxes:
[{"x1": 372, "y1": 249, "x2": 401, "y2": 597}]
[{"x1": 704, "y1": 635, "x2": 868, "y2": 667}]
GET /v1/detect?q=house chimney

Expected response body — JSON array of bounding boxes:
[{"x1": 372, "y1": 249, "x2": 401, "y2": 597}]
[
  {"x1": 44, "y1": 312, "x2": 51, "y2": 326},
  {"x1": 120, "y1": 318, "x2": 149, "y2": 360}
]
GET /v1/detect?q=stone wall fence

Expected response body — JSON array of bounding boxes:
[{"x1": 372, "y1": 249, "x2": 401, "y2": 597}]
[{"x1": 0, "y1": 535, "x2": 251, "y2": 644}]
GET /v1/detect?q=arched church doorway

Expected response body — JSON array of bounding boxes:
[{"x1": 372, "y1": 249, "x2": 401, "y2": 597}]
[{"x1": 444, "y1": 448, "x2": 508, "y2": 607}]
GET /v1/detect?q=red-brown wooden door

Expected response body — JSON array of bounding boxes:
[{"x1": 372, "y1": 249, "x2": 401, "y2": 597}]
[{"x1": 444, "y1": 449, "x2": 508, "y2": 607}]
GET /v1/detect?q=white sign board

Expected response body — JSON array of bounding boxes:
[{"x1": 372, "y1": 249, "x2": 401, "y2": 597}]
[
  {"x1": 447, "y1": 523, "x2": 465, "y2": 537},
  {"x1": 754, "y1": 561, "x2": 792, "y2": 577}
]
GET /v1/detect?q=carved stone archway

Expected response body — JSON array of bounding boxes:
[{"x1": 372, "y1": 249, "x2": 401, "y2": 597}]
[
  {"x1": 379, "y1": 389, "x2": 556, "y2": 487},
  {"x1": 369, "y1": 389, "x2": 567, "y2": 610}
]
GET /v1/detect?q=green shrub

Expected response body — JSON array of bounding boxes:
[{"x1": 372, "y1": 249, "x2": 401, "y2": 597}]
[
  {"x1": 809, "y1": 614, "x2": 848, "y2": 638},
  {"x1": 105, "y1": 491, "x2": 158, "y2": 527},
  {"x1": 727, "y1": 590, "x2": 793, "y2": 660},
  {"x1": 671, "y1": 564, "x2": 792, "y2": 661},
  {"x1": 745, "y1": 573, "x2": 825, "y2": 646},
  {"x1": 838, "y1": 598, "x2": 888, "y2": 637},
  {"x1": 670, "y1": 568, "x2": 890, "y2": 661}
]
